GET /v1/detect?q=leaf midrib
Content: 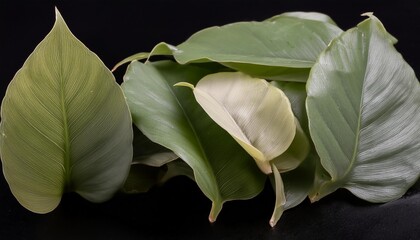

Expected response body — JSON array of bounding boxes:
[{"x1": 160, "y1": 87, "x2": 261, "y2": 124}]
[
  {"x1": 341, "y1": 27, "x2": 370, "y2": 181},
  {"x1": 56, "y1": 23, "x2": 72, "y2": 191},
  {"x1": 164, "y1": 74, "x2": 221, "y2": 202}
]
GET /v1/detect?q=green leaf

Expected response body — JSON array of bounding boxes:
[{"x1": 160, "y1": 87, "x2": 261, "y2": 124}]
[
  {"x1": 269, "y1": 81, "x2": 317, "y2": 225},
  {"x1": 177, "y1": 72, "x2": 297, "y2": 174},
  {"x1": 114, "y1": 16, "x2": 342, "y2": 81},
  {"x1": 122, "y1": 60, "x2": 266, "y2": 222},
  {"x1": 112, "y1": 42, "x2": 176, "y2": 72},
  {"x1": 268, "y1": 152, "x2": 316, "y2": 227},
  {"x1": 122, "y1": 159, "x2": 193, "y2": 194},
  {"x1": 271, "y1": 122, "x2": 309, "y2": 173},
  {"x1": 172, "y1": 17, "x2": 342, "y2": 81},
  {"x1": 271, "y1": 81, "x2": 309, "y2": 135},
  {"x1": 306, "y1": 14, "x2": 420, "y2": 202},
  {"x1": 122, "y1": 164, "x2": 166, "y2": 194},
  {"x1": 132, "y1": 125, "x2": 178, "y2": 167},
  {"x1": 123, "y1": 126, "x2": 181, "y2": 194},
  {"x1": 0, "y1": 9, "x2": 133, "y2": 213}
]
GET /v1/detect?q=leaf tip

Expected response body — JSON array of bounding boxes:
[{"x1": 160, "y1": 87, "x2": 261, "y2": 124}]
[
  {"x1": 54, "y1": 7, "x2": 63, "y2": 21},
  {"x1": 269, "y1": 218, "x2": 277, "y2": 228},
  {"x1": 361, "y1": 12, "x2": 374, "y2": 18},
  {"x1": 174, "y1": 82, "x2": 195, "y2": 90},
  {"x1": 208, "y1": 201, "x2": 223, "y2": 223}
]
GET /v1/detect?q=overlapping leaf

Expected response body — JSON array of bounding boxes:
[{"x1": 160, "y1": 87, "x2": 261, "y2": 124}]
[
  {"x1": 114, "y1": 13, "x2": 342, "y2": 82},
  {"x1": 271, "y1": 81, "x2": 316, "y2": 210},
  {"x1": 177, "y1": 72, "x2": 311, "y2": 226},
  {"x1": 306, "y1": 14, "x2": 420, "y2": 202},
  {"x1": 0, "y1": 9, "x2": 133, "y2": 213},
  {"x1": 176, "y1": 72, "x2": 297, "y2": 174},
  {"x1": 121, "y1": 60, "x2": 266, "y2": 222}
]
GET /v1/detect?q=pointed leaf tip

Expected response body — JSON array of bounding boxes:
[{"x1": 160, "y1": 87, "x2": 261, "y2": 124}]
[
  {"x1": 55, "y1": 7, "x2": 62, "y2": 20},
  {"x1": 361, "y1": 12, "x2": 374, "y2": 17},
  {"x1": 209, "y1": 201, "x2": 223, "y2": 223}
]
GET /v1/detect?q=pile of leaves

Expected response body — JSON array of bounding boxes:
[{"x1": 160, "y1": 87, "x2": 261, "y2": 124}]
[{"x1": 1, "y1": 9, "x2": 419, "y2": 227}]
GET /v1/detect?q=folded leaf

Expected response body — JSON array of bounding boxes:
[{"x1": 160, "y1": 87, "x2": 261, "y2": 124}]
[
  {"x1": 122, "y1": 61, "x2": 265, "y2": 222},
  {"x1": 177, "y1": 72, "x2": 297, "y2": 174},
  {"x1": 132, "y1": 125, "x2": 178, "y2": 167},
  {"x1": 0, "y1": 9, "x2": 133, "y2": 213},
  {"x1": 122, "y1": 159, "x2": 193, "y2": 194},
  {"x1": 306, "y1": 14, "x2": 420, "y2": 202},
  {"x1": 271, "y1": 121, "x2": 309, "y2": 173}
]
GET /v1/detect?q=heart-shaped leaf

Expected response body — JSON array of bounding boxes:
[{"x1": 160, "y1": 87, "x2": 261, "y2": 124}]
[
  {"x1": 122, "y1": 60, "x2": 266, "y2": 222},
  {"x1": 306, "y1": 14, "x2": 420, "y2": 202},
  {"x1": 0, "y1": 9, "x2": 133, "y2": 213}
]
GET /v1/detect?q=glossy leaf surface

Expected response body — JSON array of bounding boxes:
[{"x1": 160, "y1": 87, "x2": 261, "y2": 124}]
[
  {"x1": 0, "y1": 10, "x2": 133, "y2": 213},
  {"x1": 122, "y1": 61, "x2": 266, "y2": 222},
  {"x1": 306, "y1": 14, "x2": 420, "y2": 202}
]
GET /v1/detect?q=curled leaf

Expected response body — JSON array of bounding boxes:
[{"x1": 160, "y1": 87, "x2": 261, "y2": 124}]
[{"x1": 177, "y1": 72, "x2": 296, "y2": 174}]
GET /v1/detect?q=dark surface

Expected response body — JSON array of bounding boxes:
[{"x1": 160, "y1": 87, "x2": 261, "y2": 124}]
[{"x1": 1, "y1": 1, "x2": 420, "y2": 239}]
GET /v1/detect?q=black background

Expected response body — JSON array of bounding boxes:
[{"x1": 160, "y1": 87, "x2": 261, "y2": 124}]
[{"x1": 1, "y1": 1, "x2": 420, "y2": 239}]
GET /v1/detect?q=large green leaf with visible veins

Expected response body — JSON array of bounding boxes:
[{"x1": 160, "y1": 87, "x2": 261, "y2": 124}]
[
  {"x1": 0, "y1": 9, "x2": 133, "y2": 213},
  {"x1": 114, "y1": 13, "x2": 342, "y2": 82},
  {"x1": 173, "y1": 15, "x2": 342, "y2": 82},
  {"x1": 306, "y1": 14, "x2": 420, "y2": 202},
  {"x1": 121, "y1": 60, "x2": 265, "y2": 222}
]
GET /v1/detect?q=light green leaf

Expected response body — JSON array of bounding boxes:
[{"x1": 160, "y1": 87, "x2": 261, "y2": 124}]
[
  {"x1": 122, "y1": 60, "x2": 265, "y2": 222},
  {"x1": 0, "y1": 9, "x2": 133, "y2": 213},
  {"x1": 306, "y1": 14, "x2": 420, "y2": 202},
  {"x1": 269, "y1": 163, "x2": 286, "y2": 227},
  {"x1": 177, "y1": 72, "x2": 297, "y2": 174}
]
